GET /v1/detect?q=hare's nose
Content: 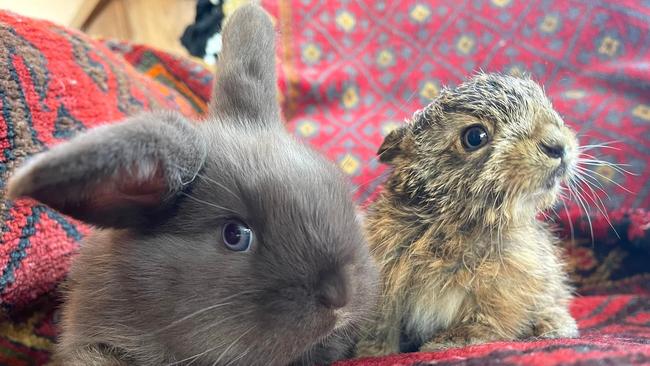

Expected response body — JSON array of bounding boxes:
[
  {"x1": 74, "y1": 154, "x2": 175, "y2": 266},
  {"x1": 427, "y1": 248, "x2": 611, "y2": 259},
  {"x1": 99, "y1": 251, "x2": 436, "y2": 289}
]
[
  {"x1": 540, "y1": 143, "x2": 565, "y2": 160},
  {"x1": 316, "y1": 270, "x2": 349, "y2": 309}
]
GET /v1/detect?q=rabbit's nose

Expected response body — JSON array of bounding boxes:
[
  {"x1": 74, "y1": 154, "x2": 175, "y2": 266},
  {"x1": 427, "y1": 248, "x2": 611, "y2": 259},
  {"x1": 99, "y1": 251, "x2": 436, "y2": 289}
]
[
  {"x1": 540, "y1": 142, "x2": 565, "y2": 160},
  {"x1": 316, "y1": 270, "x2": 349, "y2": 309}
]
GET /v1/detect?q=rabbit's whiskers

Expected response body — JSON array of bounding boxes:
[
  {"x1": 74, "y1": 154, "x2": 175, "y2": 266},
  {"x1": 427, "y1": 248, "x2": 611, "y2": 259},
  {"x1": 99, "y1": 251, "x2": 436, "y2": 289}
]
[
  {"x1": 179, "y1": 192, "x2": 239, "y2": 214},
  {"x1": 194, "y1": 172, "x2": 241, "y2": 199},
  {"x1": 224, "y1": 344, "x2": 253, "y2": 366},
  {"x1": 153, "y1": 291, "x2": 258, "y2": 336},
  {"x1": 167, "y1": 346, "x2": 218, "y2": 366},
  {"x1": 169, "y1": 162, "x2": 240, "y2": 200},
  {"x1": 164, "y1": 315, "x2": 255, "y2": 366},
  {"x1": 212, "y1": 326, "x2": 255, "y2": 366}
]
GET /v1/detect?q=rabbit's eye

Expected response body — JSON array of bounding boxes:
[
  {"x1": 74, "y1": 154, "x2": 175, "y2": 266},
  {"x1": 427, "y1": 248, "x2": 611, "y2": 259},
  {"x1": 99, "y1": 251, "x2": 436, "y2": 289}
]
[
  {"x1": 222, "y1": 220, "x2": 253, "y2": 252},
  {"x1": 462, "y1": 125, "x2": 489, "y2": 151}
]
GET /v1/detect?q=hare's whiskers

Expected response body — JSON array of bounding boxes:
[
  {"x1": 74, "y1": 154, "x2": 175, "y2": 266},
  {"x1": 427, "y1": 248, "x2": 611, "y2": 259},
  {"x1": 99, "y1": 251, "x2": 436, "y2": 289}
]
[
  {"x1": 573, "y1": 170, "x2": 611, "y2": 199},
  {"x1": 567, "y1": 179, "x2": 594, "y2": 246},
  {"x1": 578, "y1": 140, "x2": 622, "y2": 152},
  {"x1": 578, "y1": 155, "x2": 637, "y2": 176},
  {"x1": 561, "y1": 198, "x2": 576, "y2": 245},
  {"x1": 573, "y1": 171, "x2": 620, "y2": 239},
  {"x1": 575, "y1": 166, "x2": 634, "y2": 194}
]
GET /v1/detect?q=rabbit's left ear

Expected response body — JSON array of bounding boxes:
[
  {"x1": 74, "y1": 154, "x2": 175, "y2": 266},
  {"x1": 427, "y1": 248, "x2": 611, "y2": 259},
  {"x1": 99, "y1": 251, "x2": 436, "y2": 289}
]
[
  {"x1": 209, "y1": 4, "x2": 280, "y2": 125},
  {"x1": 7, "y1": 111, "x2": 204, "y2": 228},
  {"x1": 377, "y1": 126, "x2": 408, "y2": 164}
]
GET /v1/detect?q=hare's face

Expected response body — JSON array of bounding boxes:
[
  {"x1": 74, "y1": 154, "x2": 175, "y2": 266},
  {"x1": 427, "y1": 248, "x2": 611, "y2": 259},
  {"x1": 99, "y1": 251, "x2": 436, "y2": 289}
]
[
  {"x1": 378, "y1": 73, "x2": 579, "y2": 224},
  {"x1": 488, "y1": 103, "x2": 579, "y2": 210}
]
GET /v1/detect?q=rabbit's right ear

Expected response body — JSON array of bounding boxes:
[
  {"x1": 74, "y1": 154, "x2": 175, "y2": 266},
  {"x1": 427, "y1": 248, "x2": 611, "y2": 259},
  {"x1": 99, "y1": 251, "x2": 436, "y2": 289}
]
[
  {"x1": 209, "y1": 4, "x2": 280, "y2": 124},
  {"x1": 6, "y1": 111, "x2": 205, "y2": 228},
  {"x1": 377, "y1": 126, "x2": 408, "y2": 164}
]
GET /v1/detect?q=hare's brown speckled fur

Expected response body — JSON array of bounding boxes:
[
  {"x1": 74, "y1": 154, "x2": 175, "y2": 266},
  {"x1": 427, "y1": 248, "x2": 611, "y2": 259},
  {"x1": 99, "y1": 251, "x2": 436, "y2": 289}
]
[{"x1": 356, "y1": 73, "x2": 579, "y2": 356}]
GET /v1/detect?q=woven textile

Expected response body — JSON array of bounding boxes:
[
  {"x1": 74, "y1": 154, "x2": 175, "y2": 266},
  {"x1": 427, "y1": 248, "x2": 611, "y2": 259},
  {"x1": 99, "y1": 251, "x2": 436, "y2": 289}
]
[{"x1": 0, "y1": 0, "x2": 649, "y2": 364}]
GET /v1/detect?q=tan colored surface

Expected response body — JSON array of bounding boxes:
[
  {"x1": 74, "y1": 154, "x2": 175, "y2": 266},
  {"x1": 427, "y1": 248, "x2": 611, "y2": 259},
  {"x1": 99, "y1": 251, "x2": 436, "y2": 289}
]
[
  {"x1": 1, "y1": 0, "x2": 196, "y2": 57},
  {"x1": 0, "y1": 0, "x2": 88, "y2": 25}
]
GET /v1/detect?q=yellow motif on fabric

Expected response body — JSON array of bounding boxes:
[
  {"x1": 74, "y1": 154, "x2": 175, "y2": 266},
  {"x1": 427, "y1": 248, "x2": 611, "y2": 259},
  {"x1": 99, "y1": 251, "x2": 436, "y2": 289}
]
[
  {"x1": 302, "y1": 43, "x2": 321, "y2": 63},
  {"x1": 598, "y1": 36, "x2": 621, "y2": 57},
  {"x1": 595, "y1": 165, "x2": 616, "y2": 183},
  {"x1": 342, "y1": 86, "x2": 359, "y2": 109},
  {"x1": 456, "y1": 35, "x2": 475, "y2": 55},
  {"x1": 491, "y1": 0, "x2": 512, "y2": 7},
  {"x1": 377, "y1": 49, "x2": 394, "y2": 68},
  {"x1": 564, "y1": 90, "x2": 586, "y2": 99},
  {"x1": 410, "y1": 4, "x2": 431, "y2": 23},
  {"x1": 539, "y1": 14, "x2": 559, "y2": 33},
  {"x1": 632, "y1": 104, "x2": 650, "y2": 121},
  {"x1": 420, "y1": 81, "x2": 439, "y2": 100},
  {"x1": 381, "y1": 121, "x2": 401, "y2": 136},
  {"x1": 297, "y1": 120, "x2": 318, "y2": 137},
  {"x1": 336, "y1": 11, "x2": 356, "y2": 32},
  {"x1": 340, "y1": 154, "x2": 360, "y2": 175},
  {"x1": 223, "y1": 0, "x2": 251, "y2": 19},
  {"x1": 508, "y1": 65, "x2": 525, "y2": 77}
]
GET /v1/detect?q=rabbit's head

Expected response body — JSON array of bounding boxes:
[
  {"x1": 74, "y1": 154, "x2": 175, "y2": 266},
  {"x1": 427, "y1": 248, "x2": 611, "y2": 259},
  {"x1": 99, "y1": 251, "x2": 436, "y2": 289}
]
[{"x1": 8, "y1": 5, "x2": 377, "y2": 365}]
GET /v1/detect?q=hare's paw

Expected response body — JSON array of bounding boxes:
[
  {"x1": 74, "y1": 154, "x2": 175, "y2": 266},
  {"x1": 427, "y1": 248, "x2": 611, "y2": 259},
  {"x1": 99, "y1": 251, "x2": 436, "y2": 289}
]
[
  {"x1": 355, "y1": 339, "x2": 399, "y2": 358},
  {"x1": 534, "y1": 309, "x2": 579, "y2": 339},
  {"x1": 420, "y1": 338, "x2": 463, "y2": 352},
  {"x1": 420, "y1": 323, "x2": 502, "y2": 352}
]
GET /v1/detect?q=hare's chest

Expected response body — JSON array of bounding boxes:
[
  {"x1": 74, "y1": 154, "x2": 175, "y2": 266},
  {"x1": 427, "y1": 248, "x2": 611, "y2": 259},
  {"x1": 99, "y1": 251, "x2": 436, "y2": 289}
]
[{"x1": 403, "y1": 282, "x2": 469, "y2": 341}]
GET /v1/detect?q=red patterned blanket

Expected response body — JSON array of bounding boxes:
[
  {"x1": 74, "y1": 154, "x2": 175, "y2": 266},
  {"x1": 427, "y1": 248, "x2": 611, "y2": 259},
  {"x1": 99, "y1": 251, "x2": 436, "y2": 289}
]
[{"x1": 0, "y1": 1, "x2": 649, "y2": 365}]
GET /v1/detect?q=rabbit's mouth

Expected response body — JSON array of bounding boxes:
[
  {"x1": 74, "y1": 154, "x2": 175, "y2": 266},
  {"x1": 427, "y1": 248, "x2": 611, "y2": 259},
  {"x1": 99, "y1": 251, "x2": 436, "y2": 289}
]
[
  {"x1": 544, "y1": 162, "x2": 568, "y2": 190},
  {"x1": 333, "y1": 308, "x2": 350, "y2": 330}
]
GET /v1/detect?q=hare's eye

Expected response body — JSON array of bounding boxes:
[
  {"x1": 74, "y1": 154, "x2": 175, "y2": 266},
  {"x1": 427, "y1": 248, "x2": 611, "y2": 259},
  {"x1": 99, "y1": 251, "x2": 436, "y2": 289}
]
[
  {"x1": 462, "y1": 125, "x2": 489, "y2": 151},
  {"x1": 222, "y1": 220, "x2": 253, "y2": 252}
]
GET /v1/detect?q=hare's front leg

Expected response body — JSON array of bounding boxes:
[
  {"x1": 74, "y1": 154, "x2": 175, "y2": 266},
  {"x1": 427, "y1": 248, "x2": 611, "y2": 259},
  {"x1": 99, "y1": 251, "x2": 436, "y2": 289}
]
[
  {"x1": 420, "y1": 293, "x2": 532, "y2": 351},
  {"x1": 355, "y1": 299, "x2": 401, "y2": 357},
  {"x1": 419, "y1": 321, "x2": 503, "y2": 351},
  {"x1": 533, "y1": 306, "x2": 579, "y2": 339}
]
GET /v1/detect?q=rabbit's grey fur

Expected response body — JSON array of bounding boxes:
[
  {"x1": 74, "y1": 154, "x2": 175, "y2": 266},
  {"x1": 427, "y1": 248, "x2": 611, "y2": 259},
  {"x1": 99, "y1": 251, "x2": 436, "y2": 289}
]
[{"x1": 8, "y1": 5, "x2": 378, "y2": 365}]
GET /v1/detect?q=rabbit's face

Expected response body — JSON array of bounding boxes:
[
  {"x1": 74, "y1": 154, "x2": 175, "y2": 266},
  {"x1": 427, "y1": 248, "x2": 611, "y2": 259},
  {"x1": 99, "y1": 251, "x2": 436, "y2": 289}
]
[
  {"x1": 380, "y1": 73, "x2": 578, "y2": 226},
  {"x1": 147, "y1": 124, "x2": 377, "y2": 364}
]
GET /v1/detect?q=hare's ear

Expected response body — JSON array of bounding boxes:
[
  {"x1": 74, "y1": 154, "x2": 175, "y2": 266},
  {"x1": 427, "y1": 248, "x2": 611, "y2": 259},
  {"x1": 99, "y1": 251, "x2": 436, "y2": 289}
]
[
  {"x1": 209, "y1": 4, "x2": 280, "y2": 124},
  {"x1": 377, "y1": 126, "x2": 408, "y2": 164},
  {"x1": 7, "y1": 111, "x2": 205, "y2": 228}
]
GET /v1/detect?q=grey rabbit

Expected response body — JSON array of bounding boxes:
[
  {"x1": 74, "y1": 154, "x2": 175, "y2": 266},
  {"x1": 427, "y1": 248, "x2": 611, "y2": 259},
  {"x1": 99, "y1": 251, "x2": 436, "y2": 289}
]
[{"x1": 7, "y1": 4, "x2": 378, "y2": 365}]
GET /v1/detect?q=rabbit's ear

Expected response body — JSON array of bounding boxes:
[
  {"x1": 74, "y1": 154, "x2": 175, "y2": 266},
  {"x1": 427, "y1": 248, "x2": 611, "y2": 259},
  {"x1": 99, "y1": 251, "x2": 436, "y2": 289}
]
[
  {"x1": 209, "y1": 4, "x2": 280, "y2": 125},
  {"x1": 377, "y1": 126, "x2": 407, "y2": 164},
  {"x1": 7, "y1": 111, "x2": 205, "y2": 229}
]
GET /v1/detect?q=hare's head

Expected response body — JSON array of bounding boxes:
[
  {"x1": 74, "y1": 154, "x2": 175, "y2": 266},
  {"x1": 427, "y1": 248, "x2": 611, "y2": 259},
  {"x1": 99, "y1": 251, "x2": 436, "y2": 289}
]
[{"x1": 379, "y1": 73, "x2": 578, "y2": 228}]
